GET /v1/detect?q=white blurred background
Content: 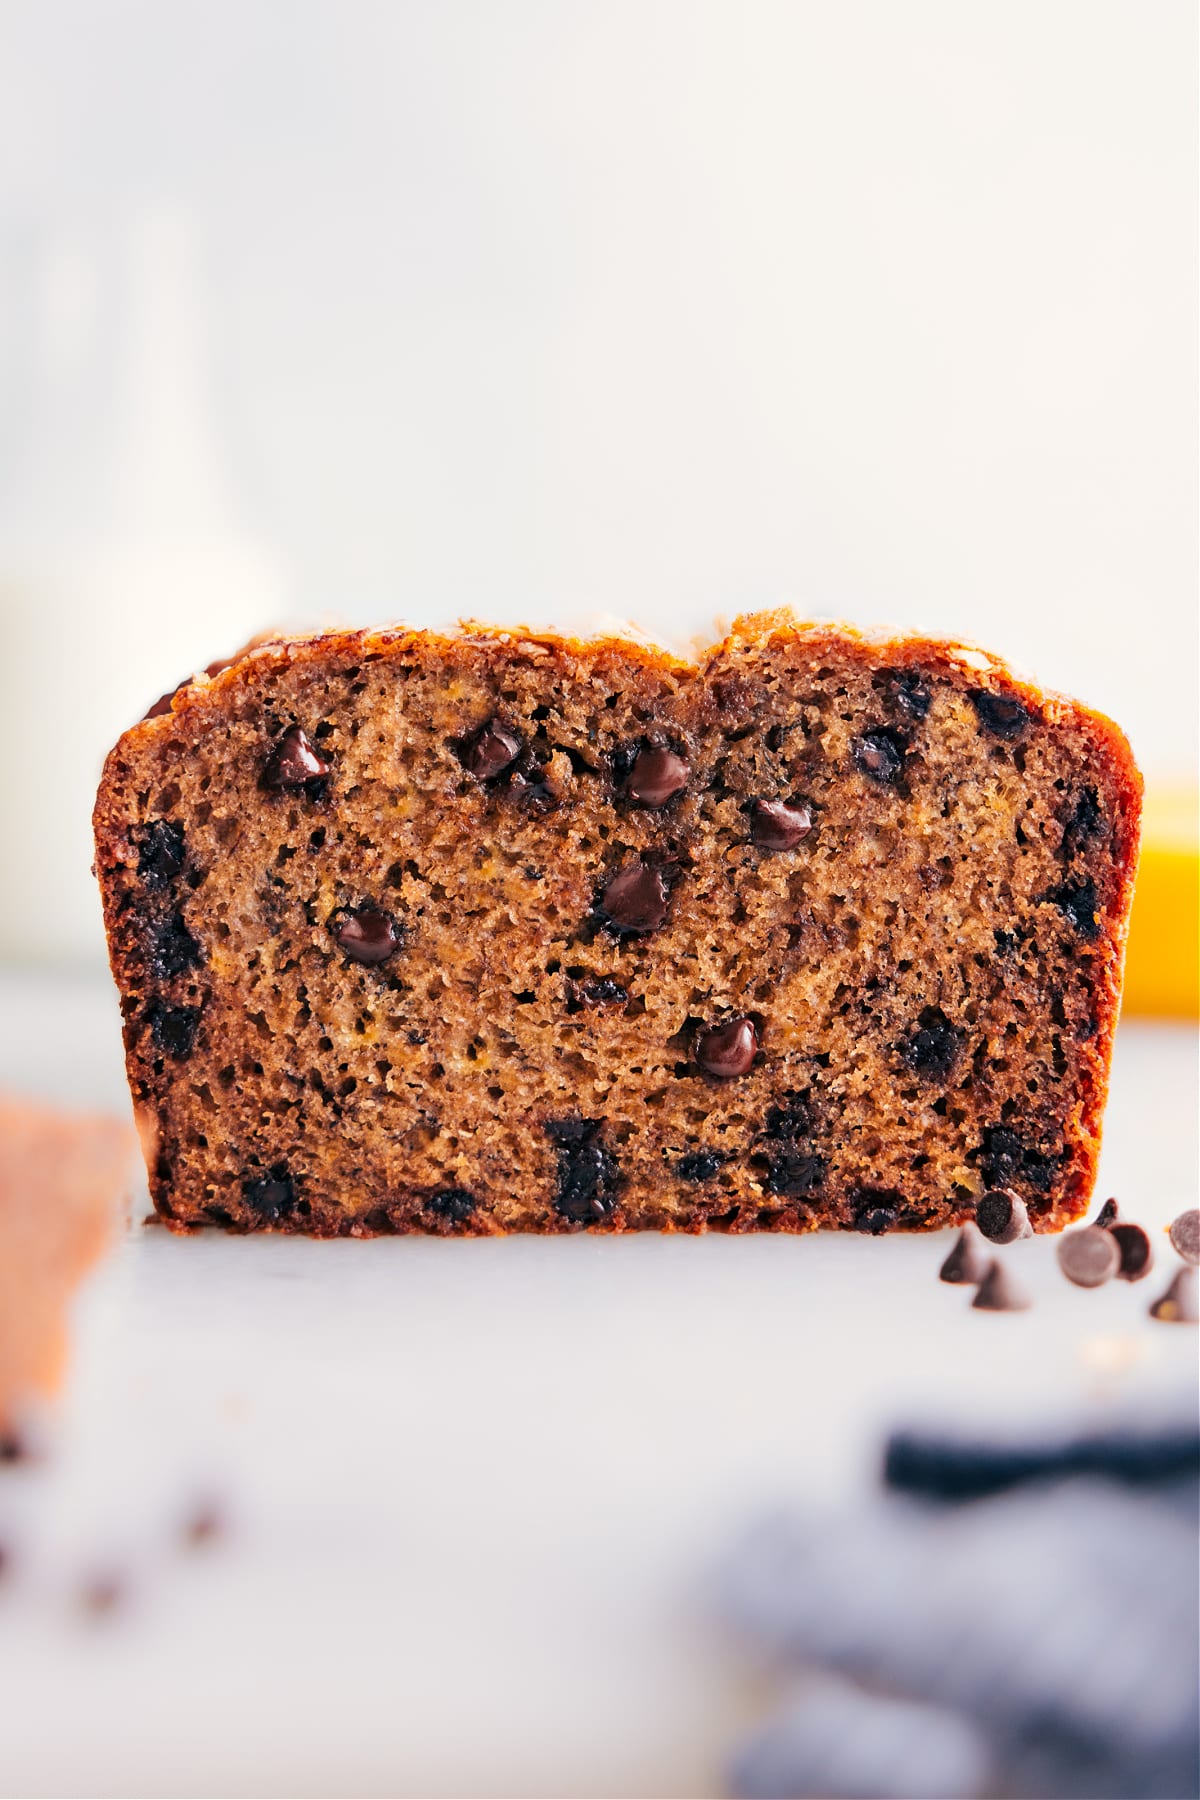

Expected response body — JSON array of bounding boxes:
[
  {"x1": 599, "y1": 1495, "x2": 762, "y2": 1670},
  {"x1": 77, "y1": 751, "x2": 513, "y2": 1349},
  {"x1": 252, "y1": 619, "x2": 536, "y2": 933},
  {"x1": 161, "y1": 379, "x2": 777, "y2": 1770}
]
[{"x1": 0, "y1": 0, "x2": 1195, "y2": 962}]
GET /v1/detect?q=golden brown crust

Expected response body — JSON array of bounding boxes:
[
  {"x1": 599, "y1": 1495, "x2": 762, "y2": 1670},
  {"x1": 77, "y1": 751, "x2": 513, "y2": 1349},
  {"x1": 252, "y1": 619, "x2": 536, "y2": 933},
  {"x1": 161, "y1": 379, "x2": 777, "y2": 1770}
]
[{"x1": 94, "y1": 611, "x2": 1141, "y2": 1238}]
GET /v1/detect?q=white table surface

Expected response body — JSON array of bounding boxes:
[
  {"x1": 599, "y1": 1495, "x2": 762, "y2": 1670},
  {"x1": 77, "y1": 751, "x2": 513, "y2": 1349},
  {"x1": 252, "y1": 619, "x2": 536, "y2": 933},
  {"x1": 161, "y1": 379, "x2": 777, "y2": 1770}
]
[{"x1": 0, "y1": 966, "x2": 1195, "y2": 1799}]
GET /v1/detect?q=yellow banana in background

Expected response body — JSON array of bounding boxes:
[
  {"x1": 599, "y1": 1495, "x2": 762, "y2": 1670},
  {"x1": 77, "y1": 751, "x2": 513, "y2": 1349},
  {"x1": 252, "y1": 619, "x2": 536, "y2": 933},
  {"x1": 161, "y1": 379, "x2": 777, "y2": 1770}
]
[{"x1": 1123, "y1": 786, "x2": 1200, "y2": 1018}]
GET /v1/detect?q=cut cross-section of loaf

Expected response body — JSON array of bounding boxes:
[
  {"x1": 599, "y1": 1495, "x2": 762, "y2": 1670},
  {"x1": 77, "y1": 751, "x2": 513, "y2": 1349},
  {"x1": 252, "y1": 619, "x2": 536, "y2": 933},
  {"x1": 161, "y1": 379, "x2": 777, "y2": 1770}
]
[{"x1": 93, "y1": 613, "x2": 1141, "y2": 1237}]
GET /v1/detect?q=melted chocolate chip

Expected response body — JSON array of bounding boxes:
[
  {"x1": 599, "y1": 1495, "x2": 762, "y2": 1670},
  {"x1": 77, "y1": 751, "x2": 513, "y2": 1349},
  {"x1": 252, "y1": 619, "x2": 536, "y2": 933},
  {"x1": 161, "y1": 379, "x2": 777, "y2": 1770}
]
[
  {"x1": 764, "y1": 1152, "x2": 826, "y2": 1197},
  {"x1": 547, "y1": 1119, "x2": 620, "y2": 1225},
  {"x1": 939, "y1": 1224, "x2": 990, "y2": 1285},
  {"x1": 749, "y1": 799, "x2": 813, "y2": 851},
  {"x1": 243, "y1": 1167, "x2": 296, "y2": 1222},
  {"x1": 147, "y1": 1001, "x2": 202, "y2": 1059},
  {"x1": 900, "y1": 1007, "x2": 964, "y2": 1081},
  {"x1": 263, "y1": 726, "x2": 331, "y2": 790},
  {"x1": 570, "y1": 975, "x2": 630, "y2": 1008},
  {"x1": 970, "y1": 690, "x2": 1033, "y2": 739},
  {"x1": 427, "y1": 1188, "x2": 478, "y2": 1224},
  {"x1": 599, "y1": 862, "x2": 670, "y2": 933},
  {"x1": 150, "y1": 911, "x2": 202, "y2": 980},
  {"x1": 677, "y1": 1149, "x2": 728, "y2": 1184},
  {"x1": 1048, "y1": 878, "x2": 1101, "y2": 940},
  {"x1": 764, "y1": 1092, "x2": 813, "y2": 1140},
  {"x1": 979, "y1": 1126, "x2": 1057, "y2": 1195},
  {"x1": 1149, "y1": 1266, "x2": 1198, "y2": 1324},
  {"x1": 625, "y1": 746, "x2": 689, "y2": 807},
  {"x1": 1056, "y1": 1225, "x2": 1120, "y2": 1288},
  {"x1": 1110, "y1": 1222, "x2": 1154, "y2": 1282},
  {"x1": 335, "y1": 904, "x2": 401, "y2": 965},
  {"x1": 853, "y1": 728, "x2": 906, "y2": 786},
  {"x1": 884, "y1": 668, "x2": 932, "y2": 719},
  {"x1": 1169, "y1": 1208, "x2": 1200, "y2": 1265},
  {"x1": 694, "y1": 1016, "x2": 759, "y2": 1079},
  {"x1": 463, "y1": 719, "x2": 521, "y2": 781},
  {"x1": 1064, "y1": 787, "x2": 1104, "y2": 853},
  {"x1": 972, "y1": 1260, "x2": 1032, "y2": 1312},
  {"x1": 853, "y1": 1196, "x2": 899, "y2": 1235},
  {"x1": 135, "y1": 820, "x2": 186, "y2": 887}
]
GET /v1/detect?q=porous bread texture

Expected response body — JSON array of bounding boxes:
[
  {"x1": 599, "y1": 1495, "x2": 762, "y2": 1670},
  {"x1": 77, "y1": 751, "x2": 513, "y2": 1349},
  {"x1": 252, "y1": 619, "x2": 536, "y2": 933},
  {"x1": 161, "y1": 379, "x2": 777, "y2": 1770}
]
[{"x1": 94, "y1": 612, "x2": 1141, "y2": 1237}]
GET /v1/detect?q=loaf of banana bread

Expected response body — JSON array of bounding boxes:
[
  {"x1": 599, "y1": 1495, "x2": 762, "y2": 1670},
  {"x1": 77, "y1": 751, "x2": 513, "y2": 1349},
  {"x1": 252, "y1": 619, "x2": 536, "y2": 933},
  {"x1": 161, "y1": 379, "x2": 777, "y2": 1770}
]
[{"x1": 93, "y1": 614, "x2": 1141, "y2": 1236}]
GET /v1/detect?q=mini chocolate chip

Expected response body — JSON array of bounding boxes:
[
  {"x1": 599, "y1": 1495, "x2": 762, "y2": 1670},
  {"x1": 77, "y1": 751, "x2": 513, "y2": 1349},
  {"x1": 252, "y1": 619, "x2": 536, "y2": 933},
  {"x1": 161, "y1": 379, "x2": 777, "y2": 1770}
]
[
  {"x1": 569, "y1": 976, "x2": 629, "y2": 1010},
  {"x1": 884, "y1": 668, "x2": 932, "y2": 719},
  {"x1": 1109, "y1": 1222, "x2": 1154, "y2": 1282},
  {"x1": 150, "y1": 911, "x2": 202, "y2": 980},
  {"x1": 763, "y1": 1153, "x2": 826, "y2": 1198},
  {"x1": 1149, "y1": 1266, "x2": 1199, "y2": 1324},
  {"x1": 749, "y1": 799, "x2": 813, "y2": 851},
  {"x1": 135, "y1": 820, "x2": 186, "y2": 886},
  {"x1": 977, "y1": 1189, "x2": 1033, "y2": 1244},
  {"x1": 263, "y1": 725, "x2": 331, "y2": 790},
  {"x1": 1169, "y1": 1208, "x2": 1200, "y2": 1265},
  {"x1": 694, "y1": 1016, "x2": 759, "y2": 1079},
  {"x1": 970, "y1": 690, "x2": 1033, "y2": 739},
  {"x1": 677, "y1": 1149, "x2": 728, "y2": 1184},
  {"x1": 147, "y1": 1001, "x2": 202, "y2": 1059},
  {"x1": 335, "y1": 904, "x2": 401, "y2": 965},
  {"x1": 972, "y1": 1259, "x2": 1032, "y2": 1312},
  {"x1": 547, "y1": 1119, "x2": 620, "y2": 1225},
  {"x1": 599, "y1": 861, "x2": 670, "y2": 933},
  {"x1": 939, "y1": 1224, "x2": 990, "y2": 1285},
  {"x1": 900, "y1": 1006, "x2": 963, "y2": 1081},
  {"x1": 243, "y1": 1168, "x2": 295, "y2": 1222},
  {"x1": 1094, "y1": 1196, "x2": 1121, "y2": 1228},
  {"x1": 1056, "y1": 1225, "x2": 1120, "y2": 1288},
  {"x1": 1048, "y1": 878, "x2": 1101, "y2": 940},
  {"x1": 853, "y1": 728, "x2": 906, "y2": 785},
  {"x1": 626, "y1": 746, "x2": 689, "y2": 807},
  {"x1": 427, "y1": 1188, "x2": 478, "y2": 1223},
  {"x1": 463, "y1": 719, "x2": 521, "y2": 781}
]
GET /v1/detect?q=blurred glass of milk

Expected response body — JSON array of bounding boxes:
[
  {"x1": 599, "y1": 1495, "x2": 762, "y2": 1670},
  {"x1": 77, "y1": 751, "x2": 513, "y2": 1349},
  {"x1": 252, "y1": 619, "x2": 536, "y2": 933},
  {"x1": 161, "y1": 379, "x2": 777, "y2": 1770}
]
[{"x1": 0, "y1": 208, "x2": 286, "y2": 965}]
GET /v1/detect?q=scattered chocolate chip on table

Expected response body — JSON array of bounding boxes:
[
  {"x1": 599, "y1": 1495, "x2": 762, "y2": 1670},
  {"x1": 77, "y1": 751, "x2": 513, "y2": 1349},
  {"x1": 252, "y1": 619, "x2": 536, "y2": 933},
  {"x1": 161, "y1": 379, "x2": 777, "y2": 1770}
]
[
  {"x1": 1149, "y1": 1266, "x2": 1199, "y2": 1324},
  {"x1": 972, "y1": 1259, "x2": 1033, "y2": 1312},
  {"x1": 1168, "y1": 1208, "x2": 1200, "y2": 1266},
  {"x1": 1056, "y1": 1225, "x2": 1121, "y2": 1288},
  {"x1": 938, "y1": 1224, "x2": 990, "y2": 1285}
]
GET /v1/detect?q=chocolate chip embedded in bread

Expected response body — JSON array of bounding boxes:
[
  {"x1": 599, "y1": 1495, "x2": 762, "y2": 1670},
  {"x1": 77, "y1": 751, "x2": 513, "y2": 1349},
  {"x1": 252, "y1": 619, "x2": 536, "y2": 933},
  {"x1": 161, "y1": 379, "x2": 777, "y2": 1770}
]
[
  {"x1": 1056, "y1": 1225, "x2": 1121, "y2": 1288},
  {"x1": 1168, "y1": 1208, "x2": 1200, "y2": 1265},
  {"x1": 625, "y1": 745, "x2": 689, "y2": 807},
  {"x1": 1109, "y1": 1221, "x2": 1154, "y2": 1282},
  {"x1": 1048, "y1": 878, "x2": 1102, "y2": 940},
  {"x1": 939, "y1": 1223, "x2": 989, "y2": 1285},
  {"x1": 900, "y1": 1007, "x2": 964, "y2": 1081},
  {"x1": 1149, "y1": 1266, "x2": 1198, "y2": 1324},
  {"x1": 599, "y1": 862, "x2": 670, "y2": 933},
  {"x1": 242, "y1": 1168, "x2": 296, "y2": 1222},
  {"x1": 462, "y1": 719, "x2": 521, "y2": 781},
  {"x1": 976, "y1": 1188, "x2": 1033, "y2": 1244},
  {"x1": 853, "y1": 729, "x2": 906, "y2": 785},
  {"x1": 749, "y1": 799, "x2": 813, "y2": 851},
  {"x1": 972, "y1": 1258, "x2": 1032, "y2": 1311},
  {"x1": 676, "y1": 1149, "x2": 728, "y2": 1184},
  {"x1": 150, "y1": 911, "x2": 203, "y2": 980},
  {"x1": 135, "y1": 820, "x2": 186, "y2": 886},
  {"x1": 334, "y1": 904, "x2": 402, "y2": 966},
  {"x1": 970, "y1": 690, "x2": 1033, "y2": 740},
  {"x1": 147, "y1": 1001, "x2": 202, "y2": 1060},
  {"x1": 694, "y1": 1017, "x2": 759, "y2": 1079},
  {"x1": 547, "y1": 1119, "x2": 620, "y2": 1225},
  {"x1": 426, "y1": 1188, "x2": 478, "y2": 1224},
  {"x1": 263, "y1": 726, "x2": 331, "y2": 790}
]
